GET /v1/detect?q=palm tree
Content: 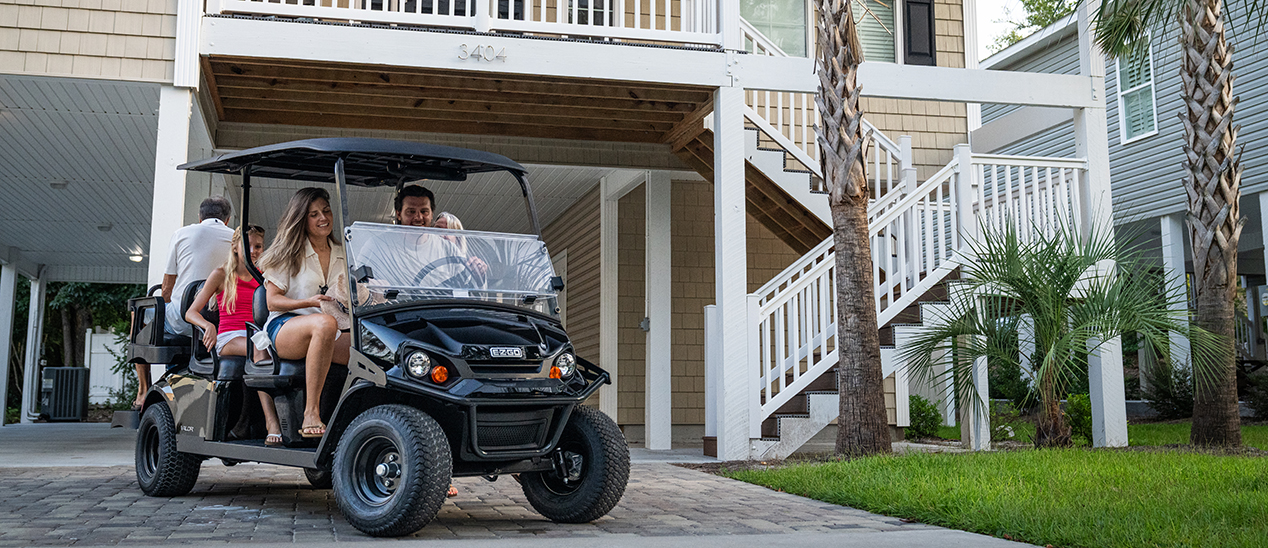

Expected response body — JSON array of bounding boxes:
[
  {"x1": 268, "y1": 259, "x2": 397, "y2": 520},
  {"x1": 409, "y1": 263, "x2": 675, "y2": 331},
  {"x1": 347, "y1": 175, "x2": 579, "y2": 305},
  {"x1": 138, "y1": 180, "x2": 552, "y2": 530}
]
[
  {"x1": 1093, "y1": 0, "x2": 1250, "y2": 446},
  {"x1": 814, "y1": 0, "x2": 890, "y2": 455},
  {"x1": 899, "y1": 222, "x2": 1218, "y2": 447}
]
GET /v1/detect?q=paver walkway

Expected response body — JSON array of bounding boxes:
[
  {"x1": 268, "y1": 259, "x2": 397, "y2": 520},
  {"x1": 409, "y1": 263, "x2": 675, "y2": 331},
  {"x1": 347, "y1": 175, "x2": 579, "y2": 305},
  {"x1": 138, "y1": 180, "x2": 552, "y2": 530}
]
[
  {"x1": 0, "y1": 424, "x2": 1029, "y2": 547},
  {"x1": 0, "y1": 462, "x2": 932, "y2": 545}
]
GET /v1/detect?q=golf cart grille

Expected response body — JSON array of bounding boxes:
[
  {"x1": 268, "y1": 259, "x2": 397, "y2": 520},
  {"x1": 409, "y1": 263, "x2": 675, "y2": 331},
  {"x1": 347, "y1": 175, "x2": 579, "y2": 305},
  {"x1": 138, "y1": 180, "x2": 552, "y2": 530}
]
[{"x1": 473, "y1": 408, "x2": 552, "y2": 452}]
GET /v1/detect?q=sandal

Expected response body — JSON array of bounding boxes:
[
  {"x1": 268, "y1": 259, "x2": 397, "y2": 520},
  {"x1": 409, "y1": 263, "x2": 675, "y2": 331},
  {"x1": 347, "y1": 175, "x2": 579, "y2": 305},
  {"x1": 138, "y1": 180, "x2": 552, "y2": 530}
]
[
  {"x1": 265, "y1": 433, "x2": 284, "y2": 447},
  {"x1": 300, "y1": 424, "x2": 326, "y2": 438},
  {"x1": 447, "y1": 484, "x2": 458, "y2": 498}
]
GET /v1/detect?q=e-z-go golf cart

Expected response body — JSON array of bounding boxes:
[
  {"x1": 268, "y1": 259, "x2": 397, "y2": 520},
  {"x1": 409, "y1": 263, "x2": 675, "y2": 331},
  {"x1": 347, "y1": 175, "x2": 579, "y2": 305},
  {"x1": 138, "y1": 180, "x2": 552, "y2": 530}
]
[{"x1": 126, "y1": 138, "x2": 628, "y2": 536}]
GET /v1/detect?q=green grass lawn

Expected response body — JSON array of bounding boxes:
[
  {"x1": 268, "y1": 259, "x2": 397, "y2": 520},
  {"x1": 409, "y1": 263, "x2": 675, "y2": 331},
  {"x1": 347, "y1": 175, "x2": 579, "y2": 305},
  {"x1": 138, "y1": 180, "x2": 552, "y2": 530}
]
[
  {"x1": 932, "y1": 421, "x2": 1268, "y2": 450},
  {"x1": 727, "y1": 450, "x2": 1268, "y2": 548}
]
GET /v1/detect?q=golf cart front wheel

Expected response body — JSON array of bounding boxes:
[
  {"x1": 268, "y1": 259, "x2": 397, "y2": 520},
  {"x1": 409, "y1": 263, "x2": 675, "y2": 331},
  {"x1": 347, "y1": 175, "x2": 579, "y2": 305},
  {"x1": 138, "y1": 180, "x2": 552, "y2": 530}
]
[
  {"x1": 521, "y1": 405, "x2": 630, "y2": 523},
  {"x1": 332, "y1": 404, "x2": 452, "y2": 537}
]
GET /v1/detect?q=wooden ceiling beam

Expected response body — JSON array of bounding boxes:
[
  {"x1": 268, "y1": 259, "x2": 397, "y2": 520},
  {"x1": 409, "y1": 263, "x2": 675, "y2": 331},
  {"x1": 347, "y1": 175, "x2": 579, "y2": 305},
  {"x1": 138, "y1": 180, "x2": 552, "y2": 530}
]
[
  {"x1": 663, "y1": 100, "x2": 713, "y2": 151},
  {"x1": 221, "y1": 110, "x2": 665, "y2": 143},
  {"x1": 212, "y1": 75, "x2": 702, "y2": 114},
  {"x1": 208, "y1": 60, "x2": 712, "y2": 103},
  {"x1": 220, "y1": 97, "x2": 677, "y2": 133},
  {"x1": 212, "y1": 56, "x2": 714, "y2": 92},
  {"x1": 215, "y1": 86, "x2": 687, "y2": 124}
]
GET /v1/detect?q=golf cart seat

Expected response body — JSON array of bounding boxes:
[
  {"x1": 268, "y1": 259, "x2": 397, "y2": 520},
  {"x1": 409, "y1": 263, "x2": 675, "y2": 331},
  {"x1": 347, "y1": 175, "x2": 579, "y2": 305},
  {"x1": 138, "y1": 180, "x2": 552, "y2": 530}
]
[
  {"x1": 185, "y1": 280, "x2": 247, "y2": 382},
  {"x1": 127, "y1": 284, "x2": 193, "y2": 367},
  {"x1": 243, "y1": 284, "x2": 307, "y2": 389}
]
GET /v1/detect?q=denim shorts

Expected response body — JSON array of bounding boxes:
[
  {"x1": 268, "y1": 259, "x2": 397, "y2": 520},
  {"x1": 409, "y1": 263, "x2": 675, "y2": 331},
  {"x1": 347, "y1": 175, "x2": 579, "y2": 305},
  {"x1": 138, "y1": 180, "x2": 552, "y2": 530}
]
[{"x1": 266, "y1": 313, "x2": 298, "y2": 345}]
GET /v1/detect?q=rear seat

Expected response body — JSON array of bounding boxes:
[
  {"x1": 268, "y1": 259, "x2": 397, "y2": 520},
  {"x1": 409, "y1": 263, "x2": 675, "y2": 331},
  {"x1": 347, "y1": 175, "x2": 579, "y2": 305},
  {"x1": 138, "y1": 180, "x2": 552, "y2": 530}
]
[
  {"x1": 243, "y1": 284, "x2": 307, "y2": 389},
  {"x1": 186, "y1": 280, "x2": 247, "y2": 382},
  {"x1": 127, "y1": 284, "x2": 191, "y2": 367}
]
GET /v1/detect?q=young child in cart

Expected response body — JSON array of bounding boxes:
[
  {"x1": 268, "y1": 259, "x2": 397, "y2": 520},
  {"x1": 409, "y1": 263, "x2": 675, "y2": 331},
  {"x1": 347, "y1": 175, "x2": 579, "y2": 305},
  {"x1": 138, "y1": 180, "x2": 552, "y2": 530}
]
[{"x1": 185, "y1": 225, "x2": 284, "y2": 446}]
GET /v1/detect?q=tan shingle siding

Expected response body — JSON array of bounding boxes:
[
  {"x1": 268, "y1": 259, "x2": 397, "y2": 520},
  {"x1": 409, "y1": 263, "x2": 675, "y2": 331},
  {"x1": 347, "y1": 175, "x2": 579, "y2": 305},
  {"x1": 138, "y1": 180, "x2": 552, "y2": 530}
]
[{"x1": 1, "y1": 0, "x2": 176, "y2": 82}]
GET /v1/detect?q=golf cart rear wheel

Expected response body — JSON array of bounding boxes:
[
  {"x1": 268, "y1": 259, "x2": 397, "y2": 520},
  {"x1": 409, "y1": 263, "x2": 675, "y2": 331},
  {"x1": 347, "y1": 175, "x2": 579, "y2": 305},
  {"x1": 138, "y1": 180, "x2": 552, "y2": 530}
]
[
  {"x1": 521, "y1": 405, "x2": 629, "y2": 523},
  {"x1": 135, "y1": 401, "x2": 201, "y2": 497},
  {"x1": 304, "y1": 467, "x2": 333, "y2": 489},
  {"x1": 332, "y1": 404, "x2": 452, "y2": 537}
]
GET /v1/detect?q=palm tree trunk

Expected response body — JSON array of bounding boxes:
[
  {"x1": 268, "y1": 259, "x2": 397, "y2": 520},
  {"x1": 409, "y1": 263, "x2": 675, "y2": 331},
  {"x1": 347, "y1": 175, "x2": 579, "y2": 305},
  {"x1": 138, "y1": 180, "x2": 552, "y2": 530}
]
[
  {"x1": 1035, "y1": 357, "x2": 1071, "y2": 447},
  {"x1": 815, "y1": 0, "x2": 890, "y2": 456},
  {"x1": 1180, "y1": 0, "x2": 1242, "y2": 446}
]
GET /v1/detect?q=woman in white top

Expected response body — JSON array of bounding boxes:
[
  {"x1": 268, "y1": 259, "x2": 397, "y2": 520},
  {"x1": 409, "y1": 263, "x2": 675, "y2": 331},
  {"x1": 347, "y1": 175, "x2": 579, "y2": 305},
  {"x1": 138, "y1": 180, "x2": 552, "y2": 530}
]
[{"x1": 257, "y1": 187, "x2": 350, "y2": 438}]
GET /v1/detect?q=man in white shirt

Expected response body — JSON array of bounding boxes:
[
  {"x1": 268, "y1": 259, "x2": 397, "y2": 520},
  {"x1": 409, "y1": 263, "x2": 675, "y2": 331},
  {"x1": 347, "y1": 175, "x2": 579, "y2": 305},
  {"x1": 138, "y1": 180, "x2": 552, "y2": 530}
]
[
  {"x1": 162, "y1": 196, "x2": 235, "y2": 336},
  {"x1": 134, "y1": 196, "x2": 234, "y2": 408}
]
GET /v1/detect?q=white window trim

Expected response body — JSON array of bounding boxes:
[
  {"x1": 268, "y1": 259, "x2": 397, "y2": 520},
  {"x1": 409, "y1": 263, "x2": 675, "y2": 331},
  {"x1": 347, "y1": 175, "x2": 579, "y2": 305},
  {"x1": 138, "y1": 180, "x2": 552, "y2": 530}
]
[{"x1": 1115, "y1": 33, "x2": 1159, "y2": 145}]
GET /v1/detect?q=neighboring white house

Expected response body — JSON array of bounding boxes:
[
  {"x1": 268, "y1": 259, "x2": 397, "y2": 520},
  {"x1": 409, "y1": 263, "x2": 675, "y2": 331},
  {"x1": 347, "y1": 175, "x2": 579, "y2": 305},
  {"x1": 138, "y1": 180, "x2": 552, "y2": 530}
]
[{"x1": 1, "y1": 0, "x2": 1122, "y2": 456}]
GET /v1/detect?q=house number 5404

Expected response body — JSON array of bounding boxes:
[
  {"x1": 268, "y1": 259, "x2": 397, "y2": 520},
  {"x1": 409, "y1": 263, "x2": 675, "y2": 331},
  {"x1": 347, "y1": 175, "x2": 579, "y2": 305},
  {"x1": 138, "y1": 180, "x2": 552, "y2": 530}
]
[{"x1": 459, "y1": 44, "x2": 507, "y2": 62}]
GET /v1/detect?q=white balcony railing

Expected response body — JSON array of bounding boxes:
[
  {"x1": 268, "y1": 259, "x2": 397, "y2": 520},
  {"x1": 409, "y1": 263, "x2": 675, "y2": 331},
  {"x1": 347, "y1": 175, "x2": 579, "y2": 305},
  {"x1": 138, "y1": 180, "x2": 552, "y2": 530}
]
[{"x1": 209, "y1": 0, "x2": 721, "y2": 45}]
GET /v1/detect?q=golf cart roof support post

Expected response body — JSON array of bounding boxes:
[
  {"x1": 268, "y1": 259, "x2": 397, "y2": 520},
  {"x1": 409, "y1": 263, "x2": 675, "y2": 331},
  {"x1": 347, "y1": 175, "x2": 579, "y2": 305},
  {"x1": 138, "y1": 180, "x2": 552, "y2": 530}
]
[
  {"x1": 515, "y1": 171, "x2": 542, "y2": 237},
  {"x1": 333, "y1": 157, "x2": 359, "y2": 347},
  {"x1": 239, "y1": 167, "x2": 265, "y2": 284}
]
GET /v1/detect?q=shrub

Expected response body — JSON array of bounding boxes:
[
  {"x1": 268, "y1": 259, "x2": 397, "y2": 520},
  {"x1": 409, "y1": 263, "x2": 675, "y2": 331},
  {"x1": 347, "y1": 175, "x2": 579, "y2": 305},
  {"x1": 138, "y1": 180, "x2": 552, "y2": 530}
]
[
  {"x1": 1143, "y1": 359, "x2": 1194, "y2": 420},
  {"x1": 991, "y1": 401, "x2": 1026, "y2": 442},
  {"x1": 1066, "y1": 393, "x2": 1093, "y2": 444},
  {"x1": 908, "y1": 395, "x2": 942, "y2": 439},
  {"x1": 989, "y1": 355, "x2": 1033, "y2": 411},
  {"x1": 1245, "y1": 373, "x2": 1268, "y2": 421}
]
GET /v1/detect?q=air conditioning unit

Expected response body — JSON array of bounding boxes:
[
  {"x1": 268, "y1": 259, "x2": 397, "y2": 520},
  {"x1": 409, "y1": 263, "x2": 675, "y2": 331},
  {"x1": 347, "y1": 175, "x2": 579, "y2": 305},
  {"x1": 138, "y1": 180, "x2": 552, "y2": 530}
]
[{"x1": 40, "y1": 367, "x2": 89, "y2": 421}]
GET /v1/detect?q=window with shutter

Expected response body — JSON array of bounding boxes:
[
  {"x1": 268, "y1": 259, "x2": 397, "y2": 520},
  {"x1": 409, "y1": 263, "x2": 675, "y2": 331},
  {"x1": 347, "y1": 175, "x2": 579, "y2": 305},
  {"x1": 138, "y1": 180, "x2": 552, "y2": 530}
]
[
  {"x1": 852, "y1": 0, "x2": 896, "y2": 63},
  {"x1": 904, "y1": 0, "x2": 935, "y2": 65},
  {"x1": 1116, "y1": 35, "x2": 1157, "y2": 143}
]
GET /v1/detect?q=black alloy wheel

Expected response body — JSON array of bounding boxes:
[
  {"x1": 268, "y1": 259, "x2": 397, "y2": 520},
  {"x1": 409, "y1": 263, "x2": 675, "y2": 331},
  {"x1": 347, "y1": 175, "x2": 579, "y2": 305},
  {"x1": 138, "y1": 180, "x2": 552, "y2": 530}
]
[
  {"x1": 332, "y1": 404, "x2": 451, "y2": 537},
  {"x1": 135, "y1": 401, "x2": 201, "y2": 496},
  {"x1": 520, "y1": 405, "x2": 630, "y2": 523}
]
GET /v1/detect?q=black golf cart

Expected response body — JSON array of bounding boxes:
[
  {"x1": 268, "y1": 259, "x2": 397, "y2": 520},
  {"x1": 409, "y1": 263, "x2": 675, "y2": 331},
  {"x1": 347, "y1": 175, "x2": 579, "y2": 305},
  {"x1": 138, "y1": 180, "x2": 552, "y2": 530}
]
[{"x1": 126, "y1": 138, "x2": 628, "y2": 536}]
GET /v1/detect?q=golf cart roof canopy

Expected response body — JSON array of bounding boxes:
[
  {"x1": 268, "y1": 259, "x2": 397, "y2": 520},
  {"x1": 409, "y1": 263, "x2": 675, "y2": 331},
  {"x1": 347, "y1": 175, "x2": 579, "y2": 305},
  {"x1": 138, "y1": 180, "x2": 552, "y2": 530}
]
[{"x1": 177, "y1": 137, "x2": 528, "y2": 185}]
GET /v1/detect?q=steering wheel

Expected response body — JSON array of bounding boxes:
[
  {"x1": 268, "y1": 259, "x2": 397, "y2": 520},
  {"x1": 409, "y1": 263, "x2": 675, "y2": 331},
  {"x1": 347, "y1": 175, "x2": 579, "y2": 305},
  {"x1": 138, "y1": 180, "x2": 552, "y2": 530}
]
[{"x1": 412, "y1": 255, "x2": 480, "y2": 289}]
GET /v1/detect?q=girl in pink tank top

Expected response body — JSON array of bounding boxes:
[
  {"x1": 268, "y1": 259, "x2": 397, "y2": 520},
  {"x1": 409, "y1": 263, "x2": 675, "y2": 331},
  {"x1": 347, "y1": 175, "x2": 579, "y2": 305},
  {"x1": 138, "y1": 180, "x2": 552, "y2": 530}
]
[{"x1": 185, "y1": 226, "x2": 283, "y2": 445}]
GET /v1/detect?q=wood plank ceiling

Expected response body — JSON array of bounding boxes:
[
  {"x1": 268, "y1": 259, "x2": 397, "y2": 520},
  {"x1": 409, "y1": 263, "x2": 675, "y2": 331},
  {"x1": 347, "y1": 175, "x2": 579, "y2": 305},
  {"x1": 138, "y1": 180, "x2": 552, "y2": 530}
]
[
  {"x1": 203, "y1": 56, "x2": 714, "y2": 144},
  {"x1": 202, "y1": 56, "x2": 831, "y2": 252}
]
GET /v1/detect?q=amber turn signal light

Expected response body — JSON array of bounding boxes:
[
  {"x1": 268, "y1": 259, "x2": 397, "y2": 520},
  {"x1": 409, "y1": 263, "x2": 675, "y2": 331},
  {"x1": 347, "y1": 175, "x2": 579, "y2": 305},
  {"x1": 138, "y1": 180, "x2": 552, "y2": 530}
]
[
  {"x1": 430, "y1": 365, "x2": 449, "y2": 384},
  {"x1": 549, "y1": 366, "x2": 562, "y2": 379}
]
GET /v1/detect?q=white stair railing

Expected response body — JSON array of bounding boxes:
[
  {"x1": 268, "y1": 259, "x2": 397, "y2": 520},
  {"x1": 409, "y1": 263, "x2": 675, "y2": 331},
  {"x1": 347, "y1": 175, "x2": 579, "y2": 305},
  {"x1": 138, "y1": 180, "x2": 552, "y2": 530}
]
[
  {"x1": 738, "y1": 19, "x2": 903, "y2": 204},
  {"x1": 748, "y1": 148, "x2": 1089, "y2": 437}
]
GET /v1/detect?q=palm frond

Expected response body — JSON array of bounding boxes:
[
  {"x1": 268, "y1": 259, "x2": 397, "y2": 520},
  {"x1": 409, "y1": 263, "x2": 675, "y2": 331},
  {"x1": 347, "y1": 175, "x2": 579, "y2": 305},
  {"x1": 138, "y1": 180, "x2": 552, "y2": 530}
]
[{"x1": 897, "y1": 218, "x2": 1224, "y2": 429}]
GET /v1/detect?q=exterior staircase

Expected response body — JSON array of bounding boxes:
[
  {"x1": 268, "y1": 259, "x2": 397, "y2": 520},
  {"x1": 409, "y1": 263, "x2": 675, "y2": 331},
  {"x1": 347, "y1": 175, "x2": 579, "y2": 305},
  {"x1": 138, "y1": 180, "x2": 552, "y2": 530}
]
[{"x1": 677, "y1": 20, "x2": 1096, "y2": 459}]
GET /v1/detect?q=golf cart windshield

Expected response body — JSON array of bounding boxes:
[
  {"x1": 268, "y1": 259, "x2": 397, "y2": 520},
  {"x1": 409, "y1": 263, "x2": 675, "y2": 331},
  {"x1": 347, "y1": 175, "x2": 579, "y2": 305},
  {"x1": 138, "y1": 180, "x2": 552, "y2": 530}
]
[{"x1": 346, "y1": 222, "x2": 559, "y2": 317}]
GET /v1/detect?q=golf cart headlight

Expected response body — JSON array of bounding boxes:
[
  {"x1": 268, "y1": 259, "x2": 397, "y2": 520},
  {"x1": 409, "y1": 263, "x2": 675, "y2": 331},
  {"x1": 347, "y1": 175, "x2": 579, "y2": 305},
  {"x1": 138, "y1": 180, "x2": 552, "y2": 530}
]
[
  {"x1": 554, "y1": 352, "x2": 577, "y2": 378},
  {"x1": 405, "y1": 351, "x2": 432, "y2": 379}
]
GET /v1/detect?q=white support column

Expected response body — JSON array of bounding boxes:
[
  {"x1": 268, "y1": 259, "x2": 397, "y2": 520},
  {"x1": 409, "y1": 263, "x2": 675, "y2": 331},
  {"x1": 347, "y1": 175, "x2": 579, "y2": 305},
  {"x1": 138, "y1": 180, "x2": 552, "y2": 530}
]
[
  {"x1": 147, "y1": 86, "x2": 195, "y2": 286},
  {"x1": 599, "y1": 176, "x2": 620, "y2": 421},
  {"x1": 961, "y1": 352, "x2": 990, "y2": 450},
  {"x1": 1018, "y1": 314, "x2": 1036, "y2": 384},
  {"x1": 963, "y1": 0, "x2": 982, "y2": 132},
  {"x1": 1160, "y1": 213, "x2": 1190, "y2": 368},
  {"x1": 0, "y1": 265, "x2": 15, "y2": 426},
  {"x1": 712, "y1": 85, "x2": 750, "y2": 461},
  {"x1": 703, "y1": 305, "x2": 718, "y2": 444},
  {"x1": 21, "y1": 275, "x2": 45, "y2": 424},
  {"x1": 1088, "y1": 336, "x2": 1127, "y2": 446},
  {"x1": 1260, "y1": 192, "x2": 1268, "y2": 282},
  {"x1": 1076, "y1": 0, "x2": 1127, "y2": 448},
  {"x1": 719, "y1": 0, "x2": 740, "y2": 51},
  {"x1": 645, "y1": 171, "x2": 673, "y2": 450}
]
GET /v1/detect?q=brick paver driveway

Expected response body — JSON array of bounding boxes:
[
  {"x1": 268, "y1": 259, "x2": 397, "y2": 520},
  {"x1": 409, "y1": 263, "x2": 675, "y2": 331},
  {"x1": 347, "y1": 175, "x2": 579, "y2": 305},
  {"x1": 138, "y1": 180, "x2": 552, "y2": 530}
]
[{"x1": 0, "y1": 461, "x2": 930, "y2": 545}]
